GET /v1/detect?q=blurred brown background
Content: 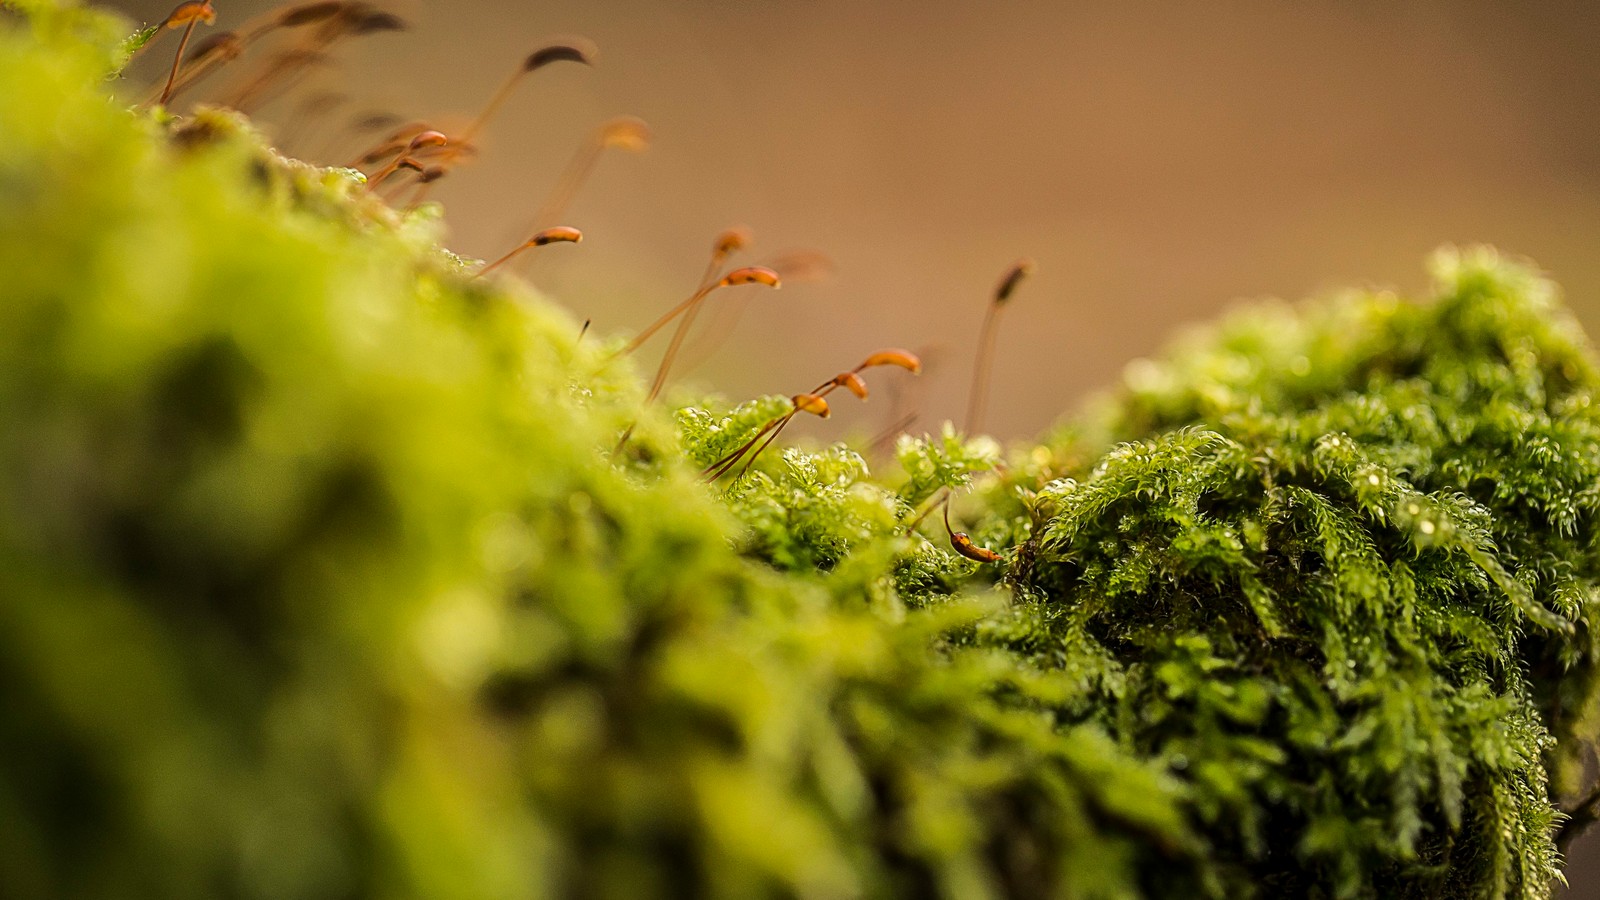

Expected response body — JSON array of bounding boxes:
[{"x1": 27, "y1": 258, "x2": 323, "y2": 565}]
[{"x1": 109, "y1": 0, "x2": 1600, "y2": 888}]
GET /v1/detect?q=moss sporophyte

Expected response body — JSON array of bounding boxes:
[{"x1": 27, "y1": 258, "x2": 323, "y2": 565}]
[{"x1": 3, "y1": 1, "x2": 1600, "y2": 897}]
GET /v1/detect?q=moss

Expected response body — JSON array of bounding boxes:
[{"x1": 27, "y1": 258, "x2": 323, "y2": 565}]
[{"x1": 2, "y1": 2, "x2": 1598, "y2": 898}]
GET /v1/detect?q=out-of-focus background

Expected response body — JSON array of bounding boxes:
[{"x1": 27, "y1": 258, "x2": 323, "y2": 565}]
[
  {"x1": 108, "y1": 0, "x2": 1600, "y2": 886},
  {"x1": 109, "y1": 0, "x2": 1600, "y2": 441}
]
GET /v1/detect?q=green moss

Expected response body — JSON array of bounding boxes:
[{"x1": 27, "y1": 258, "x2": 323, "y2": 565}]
[{"x1": 3, "y1": 2, "x2": 1598, "y2": 898}]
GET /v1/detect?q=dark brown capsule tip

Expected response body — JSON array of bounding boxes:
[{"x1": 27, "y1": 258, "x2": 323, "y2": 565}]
[
  {"x1": 299, "y1": 90, "x2": 347, "y2": 115},
  {"x1": 169, "y1": 116, "x2": 224, "y2": 150},
  {"x1": 417, "y1": 167, "x2": 448, "y2": 185},
  {"x1": 995, "y1": 257, "x2": 1036, "y2": 304},
  {"x1": 395, "y1": 157, "x2": 426, "y2": 173},
  {"x1": 273, "y1": 47, "x2": 329, "y2": 68},
  {"x1": 765, "y1": 249, "x2": 835, "y2": 284},
  {"x1": 359, "y1": 145, "x2": 401, "y2": 165},
  {"x1": 185, "y1": 31, "x2": 240, "y2": 62},
  {"x1": 351, "y1": 11, "x2": 407, "y2": 35},
  {"x1": 276, "y1": 1, "x2": 347, "y2": 27},
  {"x1": 354, "y1": 112, "x2": 401, "y2": 132},
  {"x1": 524, "y1": 40, "x2": 598, "y2": 72}
]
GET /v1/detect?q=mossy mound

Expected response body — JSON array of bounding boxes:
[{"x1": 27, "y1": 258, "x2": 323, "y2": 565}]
[{"x1": 1, "y1": 3, "x2": 1597, "y2": 898}]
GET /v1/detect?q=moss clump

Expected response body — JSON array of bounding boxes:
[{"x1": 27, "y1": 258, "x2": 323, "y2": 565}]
[
  {"x1": 1014, "y1": 253, "x2": 1600, "y2": 896},
  {"x1": 2, "y1": 2, "x2": 1599, "y2": 898}
]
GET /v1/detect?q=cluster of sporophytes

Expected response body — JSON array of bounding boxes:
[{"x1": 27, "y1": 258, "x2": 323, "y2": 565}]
[{"x1": 4, "y1": 2, "x2": 1600, "y2": 897}]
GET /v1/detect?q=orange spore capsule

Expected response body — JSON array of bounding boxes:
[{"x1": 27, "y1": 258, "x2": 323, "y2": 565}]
[
  {"x1": 836, "y1": 372, "x2": 869, "y2": 400},
  {"x1": 407, "y1": 130, "x2": 450, "y2": 152},
  {"x1": 477, "y1": 225, "x2": 583, "y2": 278},
  {"x1": 530, "y1": 226, "x2": 583, "y2": 246},
  {"x1": 599, "y1": 116, "x2": 652, "y2": 152},
  {"x1": 713, "y1": 227, "x2": 753, "y2": 258},
  {"x1": 792, "y1": 394, "x2": 831, "y2": 419},
  {"x1": 943, "y1": 503, "x2": 1001, "y2": 563},
  {"x1": 719, "y1": 266, "x2": 781, "y2": 289},
  {"x1": 165, "y1": 0, "x2": 216, "y2": 28},
  {"x1": 950, "y1": 532, "x2": 1003, "y2": 564},
  {"x1": 859, "y1": 349, "x2": 923, "y2": 374}
]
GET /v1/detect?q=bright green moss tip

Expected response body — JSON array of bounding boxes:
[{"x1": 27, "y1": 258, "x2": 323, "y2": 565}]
[{"x1": 3, "y1": 2, "x2": 1599, "y2": 898}]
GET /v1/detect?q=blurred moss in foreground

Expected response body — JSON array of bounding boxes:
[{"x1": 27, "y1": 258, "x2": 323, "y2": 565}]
[{"x1": 2, "y1": 2, "x2": 1598, "y2": 897}]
